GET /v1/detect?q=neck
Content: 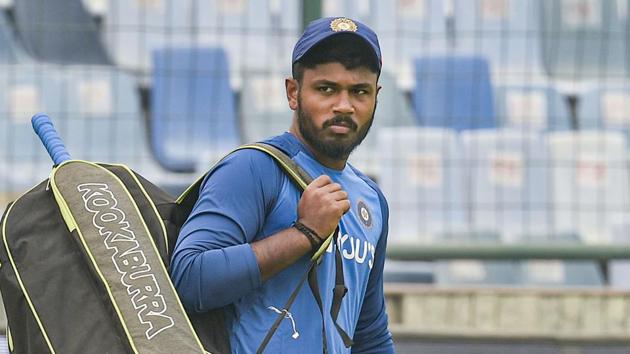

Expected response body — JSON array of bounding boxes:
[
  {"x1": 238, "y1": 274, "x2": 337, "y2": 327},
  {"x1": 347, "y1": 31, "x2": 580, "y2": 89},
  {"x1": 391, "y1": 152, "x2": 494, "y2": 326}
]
[{"x1": 288, "y1": 127, "x2": 347, "y2": 171}]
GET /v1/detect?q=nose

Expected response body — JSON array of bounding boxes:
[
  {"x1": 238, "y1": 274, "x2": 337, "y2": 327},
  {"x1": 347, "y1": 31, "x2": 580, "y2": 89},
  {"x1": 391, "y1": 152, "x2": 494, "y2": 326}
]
[{"x1": 332, "y1": 90, "x2": 355, "y2": 115}]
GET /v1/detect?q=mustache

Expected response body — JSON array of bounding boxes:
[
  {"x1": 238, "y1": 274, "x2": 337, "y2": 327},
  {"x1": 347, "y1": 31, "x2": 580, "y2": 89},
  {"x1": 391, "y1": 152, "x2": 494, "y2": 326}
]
[{"x1": 322, "y1": 115, "x2": 358, "y2": 131}]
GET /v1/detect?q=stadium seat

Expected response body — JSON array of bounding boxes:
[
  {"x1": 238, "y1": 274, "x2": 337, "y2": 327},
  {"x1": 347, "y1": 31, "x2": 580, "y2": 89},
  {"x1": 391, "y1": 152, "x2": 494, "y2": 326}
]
[
  {"x1": 322, "y1": 0, "x2": 376, "y2": 26},
  {"x1": 539, "y1": 0, "x2": 627, "y2": 80},
  {"x1": 434, "y1": 233, "x2": 520, "y2": 286},
  {"x1": 519, "y1": 259, "x2": 605, "y2": 287},
  {"x1": 194, "y1": 0, "x2": 300, "y2": 85},
  {"x1": 547, "y1": 130, "x2": 630, "y2": 244},
  {"x1": 517, "y1": 234, "x2": 604, "y2": 287},
  {"x1": 494, "y1": 84, "x2": 571, "y2": 131},
  {"x1": 151, "y1": 47, "x2": 240, "y2": 173},
  {"x1": 377, "y1": 127, "x2": 467, "y2": 244},
  {"x1": 55, "y1": 66, "x2": 150, "y2": 165},
  {"x1": 579, "y1": 86, "x2": 630, "y2": 268},
  {"x1": 56, "y1": 66, "x2": 197, "y2": 191},
  {"x1": 0, "y1": 7, "x2": 18, "y2": 63},
  {"x1": 458, "y1": 128, "x2": 605, "y2": 288},
  {"x1": 0, "y1": 66, "x2": 66, "y2": 193},
  {"x1": 608, "y1": 220, "x2": 630, "y2": 289},
  {"x1": 461, "y1": 129, "x2": 551, "y2": 243},
  {"x1": 578, "y1": 85, "x2": 630, "y2": 139},
  {"x1": 349, "y1": 70, "x2": 416, "y2": 179},
  {"x1": 101, "y1": 0, "x2": 193, "y2": 73},
  {"x1": 102, "y1": 0, "x2": 300, "y2": 80},
  {"x1": 434, "y1": 259, "x2": 520, "y2": 286},
  {"x1": 384, "y1": 260, "x2": 434, "y2": 284},
  {"x1": 452, "y1": 0, "x2": 544, "y2": 78},
  {"x1": 371, "y1": 0, "x2": 449, "y2": 88},
  {"x1": 240, "y1": 70, "x2": 291, "y2": 143},
  {"x1": 0, "y1": 64, "x2": 197, "y2": 199},
  {"x1": 12, "y1": 0, "x2": 110, "y2": 64},
  {"x1": 412, "y1": 56, "x2": 496, "y2": 131}
]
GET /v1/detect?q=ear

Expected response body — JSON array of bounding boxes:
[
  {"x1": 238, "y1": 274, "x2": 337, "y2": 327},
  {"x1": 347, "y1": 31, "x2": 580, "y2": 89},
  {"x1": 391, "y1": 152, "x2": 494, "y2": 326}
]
[
  {"x1": 374, "y1": 84, "x2": 382, "y2": 111},
  {"x1": 285, "y1": 78, "x2": 299, "y2": 111}
]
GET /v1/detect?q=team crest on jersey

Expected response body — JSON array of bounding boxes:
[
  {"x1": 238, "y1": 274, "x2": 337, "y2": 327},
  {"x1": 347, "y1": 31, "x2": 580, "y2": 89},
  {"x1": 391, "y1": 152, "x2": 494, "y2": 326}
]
[{"x1": 357, "y1": 200, "x2": 372, "y2": 228}]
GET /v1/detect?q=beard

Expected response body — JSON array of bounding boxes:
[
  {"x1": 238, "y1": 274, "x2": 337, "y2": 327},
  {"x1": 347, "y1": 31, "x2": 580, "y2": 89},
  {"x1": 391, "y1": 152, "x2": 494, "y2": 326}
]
[{"x1": 296, "y1": 93, "x2": 375, "y2": 161}]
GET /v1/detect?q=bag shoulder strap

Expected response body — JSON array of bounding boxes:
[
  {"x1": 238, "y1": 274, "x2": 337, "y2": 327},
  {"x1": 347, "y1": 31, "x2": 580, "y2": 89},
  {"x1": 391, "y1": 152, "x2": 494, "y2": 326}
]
[
  {"x1": 237, "y1": 142, "x2": 313, "y2": 189},
  {"x1": 176, "y1": 143, "x2": 309, "y2": 208}
]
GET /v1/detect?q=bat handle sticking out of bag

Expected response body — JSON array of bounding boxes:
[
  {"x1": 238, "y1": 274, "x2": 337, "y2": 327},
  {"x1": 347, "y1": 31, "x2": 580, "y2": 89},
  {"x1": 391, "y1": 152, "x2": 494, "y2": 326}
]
[{"x1": 31, "y1": 113, "x2": 72, "y2": 165}]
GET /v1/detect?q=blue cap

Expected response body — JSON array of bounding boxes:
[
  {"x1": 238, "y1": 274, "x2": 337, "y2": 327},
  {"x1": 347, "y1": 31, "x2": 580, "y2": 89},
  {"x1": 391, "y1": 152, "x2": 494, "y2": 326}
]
[{"x1": 292, "y1": 17, "x2": 382, "y2": 71}]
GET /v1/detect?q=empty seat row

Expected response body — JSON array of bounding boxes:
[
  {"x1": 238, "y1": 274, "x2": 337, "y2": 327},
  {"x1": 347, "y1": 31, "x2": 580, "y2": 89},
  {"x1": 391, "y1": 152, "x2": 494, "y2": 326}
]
[
  {"x1": 1, "y1": 0, "x2": 300, "y2": 85},
  {"x1": 410, "y1": 55, "x2": 630, "y2": 140},
  {"x1": 384, "y1": 258, "x2": 606, "y2": 288},
  {"x1": 0, "y1": 64, "x2": 196, "y2": 197},
  {"x1": 5, "y1": 46, "x2": 630, "y2": 183},
  {"x1": 433, "y1": 259, "x2": 605, "y2": 288},
  {"x1": 325, "y1": 0, "x2": 630, "y2": 83},
  {"x1": 3, "y1": 0, "x2": 630, "y2": 84},
  {"x1": 4, "y1": 45, "x2": 630, "y2": 169},
  {"x1": 379, "y1": 127, "x2": 630, "y2": 288},
  {"x1": 411, "y1": 55, "x2": 571, "y2": 132},
  {"x1": 378, "y1": 127, "x2": 630, "y2": 246}
]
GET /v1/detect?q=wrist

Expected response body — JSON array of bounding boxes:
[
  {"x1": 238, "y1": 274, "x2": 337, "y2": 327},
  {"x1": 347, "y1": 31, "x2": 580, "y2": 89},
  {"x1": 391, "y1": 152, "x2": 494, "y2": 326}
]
[{"x1": 292, "y1": 221, "x2": 323, "y2": 252}]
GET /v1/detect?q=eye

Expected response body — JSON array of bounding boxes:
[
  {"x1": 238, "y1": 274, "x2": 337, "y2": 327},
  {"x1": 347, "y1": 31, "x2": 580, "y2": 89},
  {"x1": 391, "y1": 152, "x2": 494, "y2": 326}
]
[
  {"x1": 318, "y1": 86, "x2": 334, "y2": 94},
  {"x1": 354, "y1": 89, "x2": 369, "y2": 95}
]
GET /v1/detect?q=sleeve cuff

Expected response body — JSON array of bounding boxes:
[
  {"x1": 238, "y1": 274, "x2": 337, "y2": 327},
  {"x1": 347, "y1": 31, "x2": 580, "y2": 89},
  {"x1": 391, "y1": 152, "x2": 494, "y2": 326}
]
[{"x1": 224, "y1": 243, "x2": 262, "y2": 290}]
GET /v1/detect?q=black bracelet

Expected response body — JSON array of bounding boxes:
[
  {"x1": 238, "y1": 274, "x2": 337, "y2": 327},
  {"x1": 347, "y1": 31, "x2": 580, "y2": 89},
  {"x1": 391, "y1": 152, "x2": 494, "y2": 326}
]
[{"x1": 292, "y1": 221, "x2": 323, "y2": 252}]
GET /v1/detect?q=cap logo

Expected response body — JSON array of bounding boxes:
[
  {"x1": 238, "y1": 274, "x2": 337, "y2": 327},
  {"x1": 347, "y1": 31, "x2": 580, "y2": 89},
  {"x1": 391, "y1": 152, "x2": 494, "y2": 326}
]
[{"x1": 330, "y1": 18, "x2": 358, "y2": 32}]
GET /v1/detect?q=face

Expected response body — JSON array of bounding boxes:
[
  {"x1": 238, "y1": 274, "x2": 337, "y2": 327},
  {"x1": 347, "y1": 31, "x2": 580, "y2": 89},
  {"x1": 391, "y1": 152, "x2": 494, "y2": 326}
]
[{"x1": 288, "y1": 62, "x2": 379, "y2": 161}]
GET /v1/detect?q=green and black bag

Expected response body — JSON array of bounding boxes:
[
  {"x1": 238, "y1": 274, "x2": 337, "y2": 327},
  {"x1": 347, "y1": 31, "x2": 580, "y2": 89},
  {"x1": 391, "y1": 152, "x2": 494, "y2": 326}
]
[{"x1": 0, "y1": 136, "x2": 318, "y2": 353}]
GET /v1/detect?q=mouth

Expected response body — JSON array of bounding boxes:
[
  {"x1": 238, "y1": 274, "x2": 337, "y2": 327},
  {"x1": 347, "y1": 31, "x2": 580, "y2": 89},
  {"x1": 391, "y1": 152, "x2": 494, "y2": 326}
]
[
  {"x1": 324, "y1": 116, "x2": 357, "y2": 135},
  {"x1": 328, "y1": 124, "x2": 352, "y2": 134}
]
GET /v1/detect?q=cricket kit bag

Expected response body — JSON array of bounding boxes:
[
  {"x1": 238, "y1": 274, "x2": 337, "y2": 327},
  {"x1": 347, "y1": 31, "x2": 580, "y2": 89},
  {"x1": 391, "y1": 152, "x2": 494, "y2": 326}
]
[{"x1": 0, "y1": 114, "x2": 345, "y2": 354}]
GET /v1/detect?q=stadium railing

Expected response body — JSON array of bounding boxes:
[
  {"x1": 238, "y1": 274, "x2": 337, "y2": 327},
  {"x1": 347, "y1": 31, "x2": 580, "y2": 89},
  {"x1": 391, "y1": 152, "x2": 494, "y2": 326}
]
[{"x1": 385, "y1": 243, "x2": 630, "y2": 345}]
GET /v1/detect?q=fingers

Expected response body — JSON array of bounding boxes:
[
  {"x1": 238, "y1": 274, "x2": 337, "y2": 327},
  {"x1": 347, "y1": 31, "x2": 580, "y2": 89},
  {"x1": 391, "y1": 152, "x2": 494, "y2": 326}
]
[
  {"x1": 321, "y1": 182, "x2": 343, "y2": 193},
  {"x1": 297, "y1": 175, "x2": 351, "y2": 238},
  {"x1": 339, "y1": 199, "x2": 351, "y2": 214},
  {"x1": 329, "y1": 191, "x2": 350, "y2": 217},
  {"x1": 330, "y1": 190, "x2": 348, "y2": 201},
  {"x1": 309, "y1": 176, "x2": 342, "y2": 193},
  {"x1": 309, "y1": 176, "x2": 348, "y2": 207},
  {"x1": 309, "y1": 174, "x2": 333, "y2": 188}
]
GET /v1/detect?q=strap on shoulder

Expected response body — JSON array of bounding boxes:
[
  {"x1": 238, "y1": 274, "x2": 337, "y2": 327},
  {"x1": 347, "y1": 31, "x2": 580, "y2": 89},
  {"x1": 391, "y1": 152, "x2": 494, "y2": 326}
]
[{"x1": 237, "y1": 142, "x2": 313, "y2": 189}]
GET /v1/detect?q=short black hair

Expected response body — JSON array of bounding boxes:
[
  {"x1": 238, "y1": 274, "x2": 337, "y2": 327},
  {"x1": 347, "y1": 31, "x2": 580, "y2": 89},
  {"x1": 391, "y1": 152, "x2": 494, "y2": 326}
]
[{"x1": 292, "y1": 33, "x2": 380, "y2": 82}]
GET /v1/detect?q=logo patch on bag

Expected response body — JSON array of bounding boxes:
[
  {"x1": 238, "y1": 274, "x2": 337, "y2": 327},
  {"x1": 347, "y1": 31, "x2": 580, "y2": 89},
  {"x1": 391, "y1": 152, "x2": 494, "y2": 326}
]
[{"x1": 78, "y1": 182, "x2": 175, "y2": 340}]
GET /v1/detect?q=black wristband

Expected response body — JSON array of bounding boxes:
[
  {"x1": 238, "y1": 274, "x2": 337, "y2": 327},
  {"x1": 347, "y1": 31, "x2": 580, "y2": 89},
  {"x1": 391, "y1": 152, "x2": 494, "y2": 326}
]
[{"x1": 292, "y1": 221, "x2": 323, "y2": 252}]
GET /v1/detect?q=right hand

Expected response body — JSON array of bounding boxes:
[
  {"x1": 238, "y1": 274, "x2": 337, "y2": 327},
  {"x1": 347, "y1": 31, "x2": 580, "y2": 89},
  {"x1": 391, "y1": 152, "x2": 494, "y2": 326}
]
[{"x1": 297, "y1": 175, "x2": 350, "y2": 240}]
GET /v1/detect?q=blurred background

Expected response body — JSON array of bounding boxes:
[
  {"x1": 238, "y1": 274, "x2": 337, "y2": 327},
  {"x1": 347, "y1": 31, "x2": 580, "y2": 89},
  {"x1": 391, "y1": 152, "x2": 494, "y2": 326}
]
[{"x1": 3, "y1": 0, "x2": 630, "y2": 353}]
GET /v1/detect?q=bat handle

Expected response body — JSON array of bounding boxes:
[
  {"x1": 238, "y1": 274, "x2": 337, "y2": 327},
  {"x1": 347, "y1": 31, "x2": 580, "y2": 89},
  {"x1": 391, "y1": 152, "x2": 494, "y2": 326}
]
[{"x1": 31, "y1": 113, "x2": 71, "y2": 165}]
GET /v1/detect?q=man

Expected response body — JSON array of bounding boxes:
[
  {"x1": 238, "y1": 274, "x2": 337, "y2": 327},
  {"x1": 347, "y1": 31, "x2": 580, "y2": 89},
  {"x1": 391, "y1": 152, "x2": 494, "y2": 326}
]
[{"x1": 170, "y1": 17, "x2": 394, "y2": 353}]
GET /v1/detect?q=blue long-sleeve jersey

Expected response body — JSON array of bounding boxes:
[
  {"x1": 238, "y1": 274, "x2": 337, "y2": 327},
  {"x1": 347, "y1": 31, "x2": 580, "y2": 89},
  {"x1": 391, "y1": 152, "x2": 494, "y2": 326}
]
[{"x1": 170, "y1": 132, "x2": 394, "y2": 353}]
